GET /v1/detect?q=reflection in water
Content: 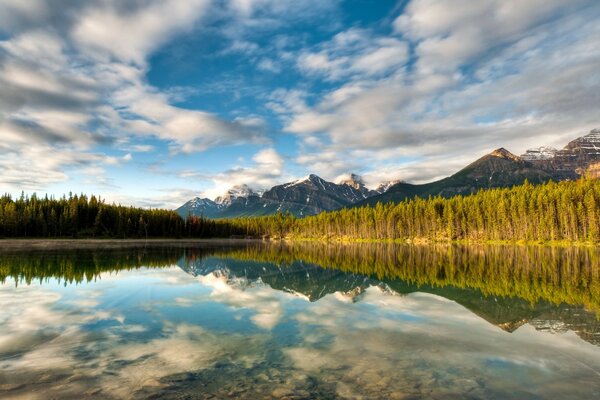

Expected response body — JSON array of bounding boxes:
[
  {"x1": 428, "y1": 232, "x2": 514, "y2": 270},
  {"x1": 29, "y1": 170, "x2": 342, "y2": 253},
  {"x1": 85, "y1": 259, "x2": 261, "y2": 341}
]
[{"x1": 0, "y1": 242, "x2": 599, "y2": 399}]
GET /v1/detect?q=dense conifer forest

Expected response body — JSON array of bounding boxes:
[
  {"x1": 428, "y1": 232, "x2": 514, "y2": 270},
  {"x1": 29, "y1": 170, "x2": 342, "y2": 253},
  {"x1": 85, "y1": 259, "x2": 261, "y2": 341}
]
[
  {"x1": 0, "y1": 178, "x2": 598, "y2": 243},
  {"x1": 216, "y1": 178, "x2": 600, "y2": 243}
]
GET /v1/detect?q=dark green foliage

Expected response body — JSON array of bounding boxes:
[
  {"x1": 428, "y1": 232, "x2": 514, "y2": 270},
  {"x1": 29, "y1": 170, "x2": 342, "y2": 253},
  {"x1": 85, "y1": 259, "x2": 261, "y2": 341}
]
[
  {"x1": 0, "y1": 193, "x2": 186, "y2": 238},
  {"x1": 212, "y1": 178, "x2": 600, "y2": 242},
  {"x1": 0, "y1": 178, "x2": 598, "y2": 242}
]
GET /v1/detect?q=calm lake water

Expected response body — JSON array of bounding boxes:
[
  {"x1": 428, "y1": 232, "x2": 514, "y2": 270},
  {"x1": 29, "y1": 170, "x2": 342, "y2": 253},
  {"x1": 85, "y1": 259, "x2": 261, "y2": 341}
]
[{"x1": 1, "y1": 242, "x2": 599, "y2": 399}]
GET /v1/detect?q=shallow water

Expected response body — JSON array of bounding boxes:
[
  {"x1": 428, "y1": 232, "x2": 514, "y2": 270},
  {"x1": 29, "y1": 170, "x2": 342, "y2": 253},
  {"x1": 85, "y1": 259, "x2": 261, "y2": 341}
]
[{"x1": 1, "y1": 243, "x2": 599, "y2": 399}]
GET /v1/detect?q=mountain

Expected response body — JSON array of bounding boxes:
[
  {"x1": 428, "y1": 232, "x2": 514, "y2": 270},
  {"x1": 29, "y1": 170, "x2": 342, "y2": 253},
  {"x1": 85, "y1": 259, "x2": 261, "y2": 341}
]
[
  {"x1": 359, "y1": 147, "x2": 554, "y2": 206},
  {"x1": 360, "y1": 129, "x2": 600, "y2": 206},
  {"x1": 179, "y1": 174, "x2": 380, "y2": 219},
  {"x1": 177, "y1": 185, "x2": 263, "y2": 219},
  {"x1": 177, "y1": 197, "x2": 222, "y2": 218},
  {"x1": 260, "y1": 174, "x2": 378, "y2": 216},
  {"x1": 376, "y1": 180, "x2": 402, "y2": 194},
  {"x1": 523, "y1": 129, "x2": 600, "y2": 179},
  {"x1": 214, "y1": 184, "x2": 261, "y2": 206},
  {"x1": 337, "y1": 173, "x2": 378, "y2": 199},
  {"x1": 520, "y1": 146, "x2": 558, "y2": 161}
]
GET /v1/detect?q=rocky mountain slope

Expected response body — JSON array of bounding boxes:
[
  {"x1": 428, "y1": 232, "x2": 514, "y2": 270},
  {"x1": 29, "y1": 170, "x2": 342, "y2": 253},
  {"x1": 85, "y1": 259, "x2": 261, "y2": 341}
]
[
  {"x1": 523, "y1": 129, "x2": 600, "y2": 179},
  {"x1": 177, "y1": 197, "x2": 222, "y2": 219},
  {"x1": 359, "y1": 147, "x2": 555, "y2": 206},
  {"x1": 360, "y1": 129, "x2": 600, "y2": 206},
  {"x1": 177, "y1": 173, "x2": 387, "y2": 218}
]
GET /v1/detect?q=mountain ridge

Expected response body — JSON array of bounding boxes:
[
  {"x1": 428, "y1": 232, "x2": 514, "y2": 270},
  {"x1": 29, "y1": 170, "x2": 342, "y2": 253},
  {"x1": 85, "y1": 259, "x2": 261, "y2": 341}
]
[{"x1": 178, "y1": 129, "x2": 600, "y2": 217}]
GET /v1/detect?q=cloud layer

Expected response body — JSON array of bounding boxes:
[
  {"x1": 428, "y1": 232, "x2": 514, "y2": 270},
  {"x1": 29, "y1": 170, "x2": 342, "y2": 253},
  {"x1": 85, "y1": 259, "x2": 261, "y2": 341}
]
[
  {"x1": 0, "y1": 0, "x2": 598, "y2": 204},
  {"x1": 0, "y1": 0, "x2": 268, "y2": 192}
]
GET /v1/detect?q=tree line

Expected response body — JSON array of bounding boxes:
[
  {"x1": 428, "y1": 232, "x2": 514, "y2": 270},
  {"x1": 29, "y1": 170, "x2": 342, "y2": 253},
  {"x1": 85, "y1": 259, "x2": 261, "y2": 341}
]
[
  {"x1": 0, "y1": 193, "x2": 187, "y2": 238},
  {"x1": 217, "y1": 178, "x2": 600, "y2": 243},
  {"x1": 0, "y1": 178, "x2": 598, "y2": 242}
]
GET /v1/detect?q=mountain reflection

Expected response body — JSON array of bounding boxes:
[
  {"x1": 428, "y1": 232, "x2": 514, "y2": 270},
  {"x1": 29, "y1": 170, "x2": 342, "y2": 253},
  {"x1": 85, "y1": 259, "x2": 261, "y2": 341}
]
[{"x1": 1, "y1": 242, "x2": 599, "y2": 345}]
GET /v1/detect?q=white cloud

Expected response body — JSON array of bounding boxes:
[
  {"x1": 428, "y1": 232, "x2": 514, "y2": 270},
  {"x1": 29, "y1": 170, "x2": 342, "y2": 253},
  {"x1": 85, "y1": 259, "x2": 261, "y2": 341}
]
[
  {"x1": 176, "y1": 147, "x2": 287, "y2": 200},
  {"x1": 198, "y1": 272, "x2": 288, "y2": 330},
  {"x1": 282, "y1": 0, "x2": 600, "y2": 183},
  {"x1": 1, "y1": 0, "x2": 599, "y2": 199},
  {"x1": 297, "y1": 28, "x2": 409, "y2": 81},
  {"x1": 256, "y1": 58, "x2": 281, "y2": 73},
  {"x1": 73, "y1": 0, "x2": 210, "y2": 65},
  {"x1": 0, "y1": 0, "x2": 270, "y2": 195},
  {"x1": 395, "y1": 0, "x2": 587, "y2": 75}
]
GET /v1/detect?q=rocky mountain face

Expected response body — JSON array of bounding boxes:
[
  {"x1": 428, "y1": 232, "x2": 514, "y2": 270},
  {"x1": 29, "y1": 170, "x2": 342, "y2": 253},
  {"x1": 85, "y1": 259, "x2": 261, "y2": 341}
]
[
  {"x1": 360, "y1": 147, "x2": 555, "y2": 206},
  {"x1": 337, "y1": 173, "x2": 379, "y2": 198},
  {"x1": 214, "y1": 184, "x2": 261, "y2": 207},
  {"x1": 177, "y1": 173, "x2": 382, "y2": 218},
  {"x1": 260, "y1": 174, "x2": 378, "y2": 216},
  {"x1": 520, "y1": 146, "x2": 558, "y2": 161},
  {"x1": 177, "y1": 197, "x2": 222, "y2": 219},
  {"x1": 521, "y1": 129, "x2": 600, "y2": 179},
  {"x1": 376, "y1": 180, "x2": 402, "y2": 194},
  {"x1": 360, "y1": 129, "x2": 600, "y2": 206}
]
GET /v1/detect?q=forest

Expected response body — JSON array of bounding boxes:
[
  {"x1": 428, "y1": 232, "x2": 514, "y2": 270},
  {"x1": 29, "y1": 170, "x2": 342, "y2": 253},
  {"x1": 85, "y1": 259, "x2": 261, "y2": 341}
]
[
  {"x1": 214, "y1": 178, "x2": 600, "y2": 243},
  {"x1": 0, "y1": 178, "x2": 598, "y2": 243}
]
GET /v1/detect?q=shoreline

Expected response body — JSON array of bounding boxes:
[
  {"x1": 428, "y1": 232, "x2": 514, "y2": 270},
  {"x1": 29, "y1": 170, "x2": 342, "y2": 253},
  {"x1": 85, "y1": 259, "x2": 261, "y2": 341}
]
[
  {"x1": 0, "y1": 238, "x2": 265, "y2": 250},
  {"x1": 0, "y1": 237, "x2": 597, "y2": 250}
]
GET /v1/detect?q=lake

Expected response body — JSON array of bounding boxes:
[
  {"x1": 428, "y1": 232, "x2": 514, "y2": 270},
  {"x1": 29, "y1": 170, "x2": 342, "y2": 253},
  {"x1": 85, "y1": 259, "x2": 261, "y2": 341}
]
[{"x1": 1, "y1": 241, "x2": 599, "y2": 399}]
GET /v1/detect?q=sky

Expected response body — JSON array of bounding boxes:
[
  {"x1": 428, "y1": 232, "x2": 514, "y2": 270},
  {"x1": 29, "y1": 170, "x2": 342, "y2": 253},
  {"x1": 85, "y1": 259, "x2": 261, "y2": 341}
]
[{"x1": 0, "y1": 0, "x2": 599, "y2": 209}]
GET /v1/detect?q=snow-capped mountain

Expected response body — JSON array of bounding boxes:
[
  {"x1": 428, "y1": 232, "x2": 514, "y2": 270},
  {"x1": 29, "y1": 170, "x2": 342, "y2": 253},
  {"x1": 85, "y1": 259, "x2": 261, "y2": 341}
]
[
  {"x1": 360, "y1": 129, "x2": 600, "y2": 206},
  {"x1": 520, "y1": 146, "x2": 558, "y2": 161},
  {"x1": 375, "y1": 180, "x2": 403, "y2": 194},
  {"x1": 337, "y1": 173, "x2": 378, "y2": 199},
  {"x1": 178, "y1": 174, "x2": 381, "y2": 218},
  {"x1": 177, "y1": 197, "x2": 221, "y2": 218},
  {"x1": 261, "y1": 174, "x2": 379, "y2": 216},
  {"x1": 524, "y1": 129, "x2": 600, "y2": 179},
  {"x1": 214, "y1": 184, "x2": 261, "y2": 206}
]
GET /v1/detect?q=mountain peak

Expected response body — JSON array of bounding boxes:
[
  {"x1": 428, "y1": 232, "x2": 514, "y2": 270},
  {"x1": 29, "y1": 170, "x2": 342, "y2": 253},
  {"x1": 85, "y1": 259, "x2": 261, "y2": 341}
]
[
  {"x1": 292, "y1": 174, "x2": 326, "y2": 186},
  {"x1": 490, "y1": 148, "x2": 520, "y2": 161},
  {"x1": 583, "y1": 128, "x2": 600, "y2": 141},
  {"x1": 520, "y1": 146, "x2": 558, "y2": 161},
  {"x1": 338, "y1": 173, "x2": 365, "y2": 188},
  {"x1": 376, "y1": 180, "x2": 402, "y2": 193},
  {"x1": 215, "y1": 184, "x2": 258, "y2": 205},
  {"x1": 190, "y1": 197, "x2": 215, "y2": 205}
]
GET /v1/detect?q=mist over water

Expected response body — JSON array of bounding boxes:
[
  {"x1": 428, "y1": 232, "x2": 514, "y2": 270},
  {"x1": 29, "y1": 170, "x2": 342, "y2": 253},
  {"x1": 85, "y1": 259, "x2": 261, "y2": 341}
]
[{"x1": 1, "y1": 243, "x2": 599, "y2": 399}]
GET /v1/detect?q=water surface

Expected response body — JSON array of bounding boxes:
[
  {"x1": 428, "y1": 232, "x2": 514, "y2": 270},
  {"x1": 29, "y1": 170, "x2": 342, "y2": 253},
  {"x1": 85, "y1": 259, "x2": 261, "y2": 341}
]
[{"x1": 1, "y1": 243, "x2": 599, "y2": 399}]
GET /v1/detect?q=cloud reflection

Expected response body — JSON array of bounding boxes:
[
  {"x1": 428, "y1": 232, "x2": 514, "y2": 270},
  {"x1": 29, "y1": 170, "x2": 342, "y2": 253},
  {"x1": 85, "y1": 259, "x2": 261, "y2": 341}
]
[{"x1": 0, "y1": 260, "x2": 599, "y2": 399}]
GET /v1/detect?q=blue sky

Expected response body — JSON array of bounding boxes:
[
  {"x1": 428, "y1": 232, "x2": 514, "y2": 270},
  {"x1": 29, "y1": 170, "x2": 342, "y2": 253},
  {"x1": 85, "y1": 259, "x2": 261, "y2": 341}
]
[{"x1": 0, "y1": 0, "x2": 599, "y2": 208}]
